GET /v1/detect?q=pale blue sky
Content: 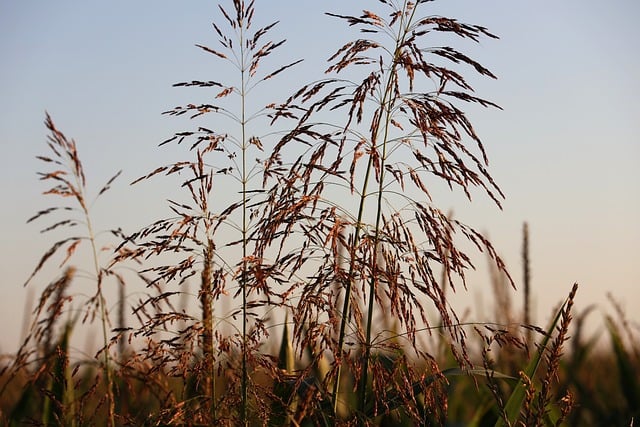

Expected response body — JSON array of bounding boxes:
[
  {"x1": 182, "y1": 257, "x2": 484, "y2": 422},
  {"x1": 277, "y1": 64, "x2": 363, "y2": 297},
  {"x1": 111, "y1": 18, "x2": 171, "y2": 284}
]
[{"x1": 1, "y1": 1, "x2": 638, "y2": 352}]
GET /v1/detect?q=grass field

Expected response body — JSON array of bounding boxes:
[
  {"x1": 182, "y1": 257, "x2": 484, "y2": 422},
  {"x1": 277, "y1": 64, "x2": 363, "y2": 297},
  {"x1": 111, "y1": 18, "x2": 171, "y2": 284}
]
[{"x1": 1, "y1": 1, "x2": 638, "y2": 425}]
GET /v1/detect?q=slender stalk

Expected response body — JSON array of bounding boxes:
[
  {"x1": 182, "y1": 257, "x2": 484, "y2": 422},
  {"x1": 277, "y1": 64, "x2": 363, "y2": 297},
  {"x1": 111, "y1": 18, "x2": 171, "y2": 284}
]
[
  {"x1": 522, "y1": 222, "x2": 531, "y2": 346},
  {"x1": 358, "y1": 13, "x2": 413, "y2": 412},
  {"x1": 332, "y1": 141, "x2": 375, "y2": 417},
  {"x1": 84, "y1": 206, "x2": 115, "y2": 427},
  {"x1": 332, "y1": 2, "x2": 420, "y2": 416},
  {"x1": 239, "y1": 18, "x2": 249, "y2": 427},
  {"x1": 126, "y1": 2, "x2": 291, "y2": 422},
  {"x1": 358, "y1": 77, "x2": 395, "y2": 415},
  {"x1": 31, "y1": 116, "x2": 118, "y2": 426},
  {"x1": 117, "y1": 276, "x2": 126, "y2": 360},
  {"x1": 331, "y1": 22, "x2": 403, "y2": 427}
]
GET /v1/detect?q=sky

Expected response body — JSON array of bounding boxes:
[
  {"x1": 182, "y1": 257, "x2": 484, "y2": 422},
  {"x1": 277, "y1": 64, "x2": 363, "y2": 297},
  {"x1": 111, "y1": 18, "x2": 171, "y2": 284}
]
[{"x1": 0, "y1": 0, "x2": 638, "y2": 353}]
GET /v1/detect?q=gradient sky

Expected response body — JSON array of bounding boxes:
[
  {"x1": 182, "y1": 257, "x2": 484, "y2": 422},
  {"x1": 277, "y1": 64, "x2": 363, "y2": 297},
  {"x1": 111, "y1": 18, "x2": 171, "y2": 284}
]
[{"x1": 1, "y1": 0, "x2": 638, "y2": 353}]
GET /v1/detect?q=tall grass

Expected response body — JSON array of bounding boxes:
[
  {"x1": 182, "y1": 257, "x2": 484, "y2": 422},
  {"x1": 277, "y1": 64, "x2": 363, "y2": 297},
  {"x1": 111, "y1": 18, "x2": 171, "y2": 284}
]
[
  {"x1": 35, "y1": 115, "x2": 120, "y2": 426},
  {"x1": 260, "y1": 2, "x2": 509, "y2": 421},
  {"x1": 0, "y1": 115, "x2": 124, "y2": 426},
  {"x1": 113, "y1": 1, "x2": 301, "y2": 424},
  {"x1": 4, "y1": 1, "x2": 637, "y2": 426}
]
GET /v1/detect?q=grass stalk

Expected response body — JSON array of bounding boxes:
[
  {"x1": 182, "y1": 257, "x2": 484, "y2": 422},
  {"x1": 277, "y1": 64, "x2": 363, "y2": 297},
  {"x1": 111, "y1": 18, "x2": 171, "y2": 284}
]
[
  {"x1": 495, "y1": 283, "x2": 578, "y2": 427},
  {"x1": 119, "y1": 1, "x2": 298, "y2": 422},
  {"x1": 331, "y1": 142, "x2": 373, "y2": 416},
  {"x1": 332, "y1": 5, "x2": 410, "y2": 416},
  {"x1": 29, "y1": 115, "x2": 118, "y2": 427},
  {"x1": 84, "y1": 210, "x2": 116, "y2": 427},
  {"x1": 358, "y1": 4, "x2": 419, "y2": 414},
  {"x1": 240, "y1": 27, "x2": 250, "y2": 427},
  {"x1": 523, "y1": 222, "x2": 532, "y2": 346}
]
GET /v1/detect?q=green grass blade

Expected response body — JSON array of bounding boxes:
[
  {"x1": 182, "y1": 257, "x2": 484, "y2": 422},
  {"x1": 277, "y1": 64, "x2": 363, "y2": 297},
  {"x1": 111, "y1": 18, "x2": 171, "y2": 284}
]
[
  {"x1": 467, "y1": 398, "x2": 498, "y2": 427},
  {"x1": 606, "y1": 316, "x2": 640, "y2": 413},
  {"x1": 42, "y1": 321, "x2": 73, "y2": 426},
  {"x1": 278, "y1": 314, "x2": 295, "y2": 372},
  {"x1": 269, "y1": 315, "x2": 295, "y2": 426},
  {"x1": 9, "y1": 382, "x2": 36, "y2": 426},
  {"x1": 366, "y1": 367, "x2": 515, "y2": 418},
  {"x1": 494, "y1": 300, "x2": 567, "y2": 427}
]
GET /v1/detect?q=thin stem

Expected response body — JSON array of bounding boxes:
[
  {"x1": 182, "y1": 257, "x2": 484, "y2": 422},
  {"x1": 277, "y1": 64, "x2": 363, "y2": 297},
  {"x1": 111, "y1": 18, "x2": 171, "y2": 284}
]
[
  {"x1": 523, "y1": 222, "x2": 531, "y2": 346},
  {"x1": 357, "y1": 52, "x2": 403, "y2": 421},
  {"x1": 358, "y1": 89, "x2": 394, "y2": 416},
  {"x1": 239, "y1": 18, "x2": 249, "y2": 427},
  {"x1": 358, "y1": 1, "x2": 418, "y2": 414},
  {"x1": 332, "y1": 11, "x2": 408, "y2": 414},
  {"x1": 84, "y1": 209, "x2": 115, "y2": 427},
  {"x1": 332, "y1": 142, "x2": 375, "y2": 418}
]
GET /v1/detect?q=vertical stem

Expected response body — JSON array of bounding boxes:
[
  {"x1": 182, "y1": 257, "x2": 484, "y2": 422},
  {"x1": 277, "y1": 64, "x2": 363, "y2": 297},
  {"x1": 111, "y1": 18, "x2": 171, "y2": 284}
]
[
  {"x1": 332, "y1": 150, "x2": 374, "y2": 418},
  {"x1": 332, "y1": 9, "x2": 410, "y2": 413},
  {"x1": 239, "y1": 16, "x2": 249, "y2": 427},
  {"x1": 522, "y1": 222, "x2": 531, "y2": 346},
  {"x1": 117, "y1": 280, "x2": 126, "y2": 361},
  {"x1": 358, "y1": 2, "x2": 418, "y2": 415},
  {"x1": 241, "y1": 108, "x2": 249, "y2": 426},
  {"x1": 358, "y1": 70, "x2": 396, "y2": 415},
  {"x1": 84, "y1": 212, "x2": 115, "y2": 427}
]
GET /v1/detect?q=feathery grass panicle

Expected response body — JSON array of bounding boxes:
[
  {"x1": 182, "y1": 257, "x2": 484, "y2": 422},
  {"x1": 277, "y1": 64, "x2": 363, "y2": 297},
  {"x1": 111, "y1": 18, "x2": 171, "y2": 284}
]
[
  {"x1": 533, "y1": 283, "x2": 578, "y2": 423},
  {"x1": 116, "y1": 1, "x2": 300, "y2": 424},
  {"x1": 7, "y1": 114, "x2": 124, "y2": 426},
  {"x1": 259, "y1": 1, "x2": 509, "y2": 421}
]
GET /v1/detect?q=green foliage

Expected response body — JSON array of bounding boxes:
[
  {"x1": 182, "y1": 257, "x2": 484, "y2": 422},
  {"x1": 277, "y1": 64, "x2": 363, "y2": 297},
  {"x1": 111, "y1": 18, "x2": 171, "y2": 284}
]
[
  {"x1": 269, "y1": 315, "x2": 295, "y2": 426},
  {"x1": 495, "y1": 290, "x2": 569, "y2": 427},
  {"x1": 7, "y1": 313, "x2": 77, "y2": 426},
  {"x1": 561, "y1": 301, "x2": 640, "y2": 426},
  {"x1": 607, "y1": 316, "x2": 640, "y2": 415},
  {"x1": 42, "y1": 321, "x2": 75, "y2": 427}
]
